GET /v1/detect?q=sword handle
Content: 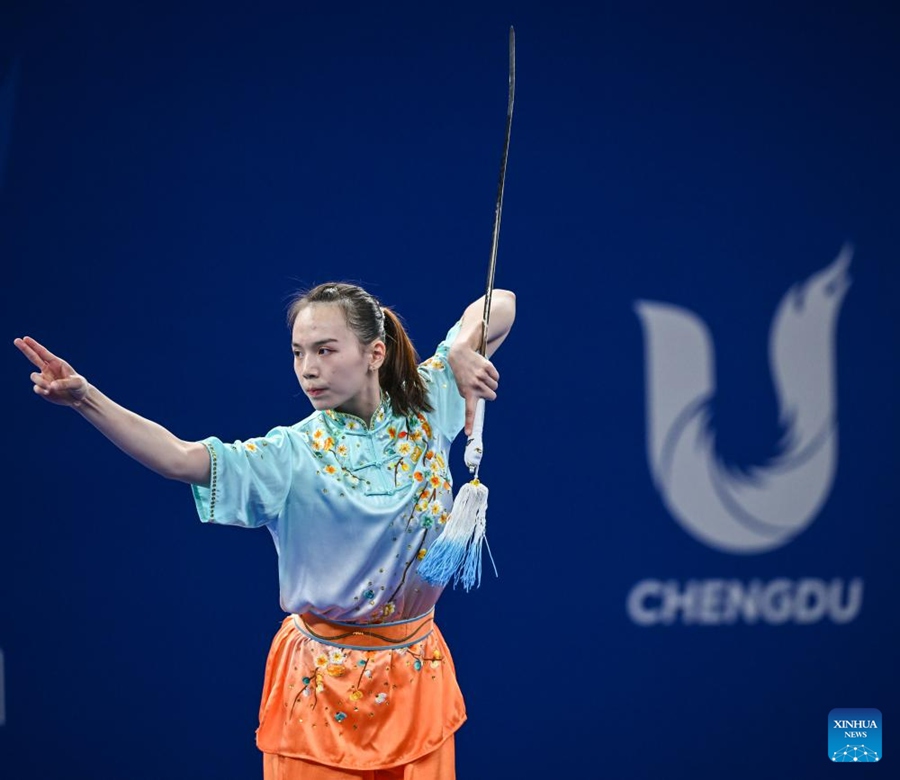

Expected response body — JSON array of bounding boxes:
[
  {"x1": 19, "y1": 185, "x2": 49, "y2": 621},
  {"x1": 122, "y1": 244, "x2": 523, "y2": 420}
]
[{"x1": 464, "y1": 398, "x2": 485, "y2": 473}]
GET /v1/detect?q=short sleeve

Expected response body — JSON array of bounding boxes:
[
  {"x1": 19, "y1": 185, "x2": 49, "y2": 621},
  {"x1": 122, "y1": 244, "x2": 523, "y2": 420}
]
[
  {"x1": 418, "y1": 320, "x2": 466, "y2": 441},
  {"x1": 191, "y1": 427, "x2": 294, "y2": 528}
]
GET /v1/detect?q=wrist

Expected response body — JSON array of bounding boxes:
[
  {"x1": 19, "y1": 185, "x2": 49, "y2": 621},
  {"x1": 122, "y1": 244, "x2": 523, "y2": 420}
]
[
  {"x1": 452, "y1": 323, "x2": 485, "y2": 355},
  {"x1": 72, "y1": 382, "x2": 99, "y2": 413}
]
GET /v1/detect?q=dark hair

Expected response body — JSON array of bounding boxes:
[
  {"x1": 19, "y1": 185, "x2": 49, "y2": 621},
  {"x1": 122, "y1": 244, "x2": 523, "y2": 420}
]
[{"x1": 287, "y1": 282, "x2": 432, "y2": 417}]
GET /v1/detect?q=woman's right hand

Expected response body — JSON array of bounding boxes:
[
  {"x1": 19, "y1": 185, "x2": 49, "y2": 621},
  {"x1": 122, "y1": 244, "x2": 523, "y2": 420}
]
[{"x1": 14, "y1": 336, "x2": 89, "y2": 407}]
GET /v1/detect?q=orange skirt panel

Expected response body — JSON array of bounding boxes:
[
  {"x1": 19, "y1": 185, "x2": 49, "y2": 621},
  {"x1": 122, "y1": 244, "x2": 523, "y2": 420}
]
[{"x1": 256, "y1": 613, "x2": 467, "y2": 771}]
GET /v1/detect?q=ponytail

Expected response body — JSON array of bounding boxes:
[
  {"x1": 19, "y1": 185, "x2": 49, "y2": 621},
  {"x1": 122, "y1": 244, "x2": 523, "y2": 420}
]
[{"x1": 381, "y1": 307, "x2": 432, "y2": 417}]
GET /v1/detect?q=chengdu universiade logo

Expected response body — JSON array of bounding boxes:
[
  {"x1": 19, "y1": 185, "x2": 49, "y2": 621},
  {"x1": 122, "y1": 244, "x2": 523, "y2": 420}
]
[{"x1": 635, "y1": 246, "x2": 852, "y2": 554}]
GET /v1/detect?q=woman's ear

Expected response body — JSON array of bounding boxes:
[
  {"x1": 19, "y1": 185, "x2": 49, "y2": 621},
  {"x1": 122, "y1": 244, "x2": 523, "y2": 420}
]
[{"x1": 369, "y1": 340, "x2": 386, "y2": 372}]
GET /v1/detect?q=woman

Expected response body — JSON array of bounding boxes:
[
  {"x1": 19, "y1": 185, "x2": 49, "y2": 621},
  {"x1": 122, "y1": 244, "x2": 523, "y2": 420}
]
[{"x1": 14, "y1": 281, "x2": 516, "y2": 779}]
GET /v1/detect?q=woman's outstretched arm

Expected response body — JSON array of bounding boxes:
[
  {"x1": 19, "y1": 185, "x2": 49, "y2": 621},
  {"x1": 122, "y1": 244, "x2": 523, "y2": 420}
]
[{"x1": 14, "y1": 335, "x2": 211, "y2": 485}]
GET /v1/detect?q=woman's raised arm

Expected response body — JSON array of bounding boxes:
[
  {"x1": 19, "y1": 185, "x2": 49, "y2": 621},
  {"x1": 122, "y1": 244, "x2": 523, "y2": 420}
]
[{"x1": 446, "y1": 289, "x2": 516, "y2": 436}]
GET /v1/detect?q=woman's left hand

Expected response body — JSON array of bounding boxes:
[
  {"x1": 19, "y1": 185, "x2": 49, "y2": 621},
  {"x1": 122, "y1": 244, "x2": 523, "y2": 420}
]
[{"x1": 448, "y1": 343, "x2": 499, "y2": 436}]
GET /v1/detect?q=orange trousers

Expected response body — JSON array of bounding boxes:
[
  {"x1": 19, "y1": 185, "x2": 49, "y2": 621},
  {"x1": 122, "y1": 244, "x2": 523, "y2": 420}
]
[
  {"x1": 256, "y1": 611, "x2": 465, "y2": 779},
  {"x1": 262, "y1": 736, "x2": 455, "y2": 779}
]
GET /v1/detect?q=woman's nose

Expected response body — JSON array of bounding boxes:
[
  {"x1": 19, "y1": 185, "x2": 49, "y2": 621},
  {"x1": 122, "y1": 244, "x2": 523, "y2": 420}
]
[{"x1": 301, "y1": 357, "x2": 319, "y2": 377}]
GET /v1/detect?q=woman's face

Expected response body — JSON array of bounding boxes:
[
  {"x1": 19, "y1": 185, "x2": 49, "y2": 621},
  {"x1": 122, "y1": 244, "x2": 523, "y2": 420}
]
[{"x1": 291, "y1": 302, "x2": 384, "y2": 418}]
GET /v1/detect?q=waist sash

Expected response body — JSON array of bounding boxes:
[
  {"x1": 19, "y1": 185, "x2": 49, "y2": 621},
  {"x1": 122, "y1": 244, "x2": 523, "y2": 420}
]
[{"x1": 292, "y1": 608, "x2": 435, "y2": 650}]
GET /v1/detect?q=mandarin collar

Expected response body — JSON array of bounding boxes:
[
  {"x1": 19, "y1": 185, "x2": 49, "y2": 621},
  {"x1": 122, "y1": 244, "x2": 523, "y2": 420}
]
[{"x1": 323, "y1": 393, "x2": 392, "y2": 433}]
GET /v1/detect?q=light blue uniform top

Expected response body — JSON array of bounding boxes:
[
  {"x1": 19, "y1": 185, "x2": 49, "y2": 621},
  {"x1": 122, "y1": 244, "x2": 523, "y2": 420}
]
[{"x1": 191, "y1": 323, "x2": 465, "y2": 623}]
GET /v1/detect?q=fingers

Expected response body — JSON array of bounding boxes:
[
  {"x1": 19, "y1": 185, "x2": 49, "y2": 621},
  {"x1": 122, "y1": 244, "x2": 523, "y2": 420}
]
[
  {"x1": 463, "y1": 387, "x2": 498, "y2": 435},
  {"x1": 14, "y1": 337, "x2": 46, "y2": 369},
  {"x1": 14, "y1": 336, "x2": 59, "y2": 370},
  {"x1": 474, "y1": 369, "x2": 499, "y2": 400},
  {"x1": 48, "y1": 376, "x2": 83, "y2": 392},
  {"x1": 470, "y1": 363, "x2": 499, "y2": 395},
  {"x1": 29, "y1": 371, "x2": 52, "y2": 391},
  {"x1": 26, "y1": 336, "x2": 62, "y2": 367},
  {"x1": 29, "y1": 371, "x2": 85, "y2": 403},
  {"x1": 481, "y1": 361, "x2": 500, "y2": 389},
  {"x1": 465, "y1": 397, "x2": 477, "y2": 437},
  {"x1": 478, "y1": 386, "x2": 498, "y2": 402},
  {"x1": 479, "y1": 374, "x2": 499, "y2": 394}
]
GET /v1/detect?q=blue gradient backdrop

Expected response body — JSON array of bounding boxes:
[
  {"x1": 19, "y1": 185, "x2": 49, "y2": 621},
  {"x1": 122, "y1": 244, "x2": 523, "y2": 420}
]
[{"x1": 1, "y1": 3, "x2": 897, "y2": 779}]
